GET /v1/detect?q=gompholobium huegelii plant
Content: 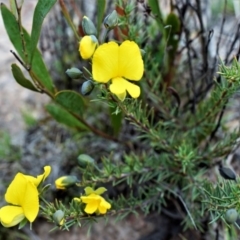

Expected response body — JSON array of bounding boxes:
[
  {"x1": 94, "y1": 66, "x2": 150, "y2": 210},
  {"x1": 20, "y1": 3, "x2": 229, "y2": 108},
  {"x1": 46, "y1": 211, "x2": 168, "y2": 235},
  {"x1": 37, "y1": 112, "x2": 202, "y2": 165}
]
[{"x1": 2, "y1": 0, "x2": 240, "y2": 237}]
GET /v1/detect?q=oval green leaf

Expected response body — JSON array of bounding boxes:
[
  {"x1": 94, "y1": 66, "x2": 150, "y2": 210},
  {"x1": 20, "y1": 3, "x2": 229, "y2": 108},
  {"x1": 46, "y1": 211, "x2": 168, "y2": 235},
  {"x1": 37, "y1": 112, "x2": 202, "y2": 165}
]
[
  {"x1": 11, "y1": 64, "x2": 39, "y2": 92},
  {"x1": 46, "y1": 103, "x2": 88, "y2": 130},
  {"x1": 55, "y1": 90, "x2": 85, "y2": 116},
  {"x1": 97, "y1": 0, "x2": 106, "y2": 36},
  {"x1": 30, "y1": 0, "x2": 57, "y2": 63}
]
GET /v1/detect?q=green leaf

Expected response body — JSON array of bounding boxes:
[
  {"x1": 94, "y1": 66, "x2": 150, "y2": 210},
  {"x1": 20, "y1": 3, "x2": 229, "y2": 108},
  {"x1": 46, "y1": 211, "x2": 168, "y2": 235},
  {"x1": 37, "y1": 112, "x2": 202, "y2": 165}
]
[
  {"x1": 30, "y1": 0, "x2": 57, "y2": 63},
  {"x1": 1, "y1": 3, "x2": 55, "y2": 94},
  {"x1": 11, "y1": 63, "x2": 39, "y2": 92},
  {"x1": 18, "y1": 218, "x2": 28, "y2": 230},
  {"x1": 110, "y1": 106, "x2": 122, "y2": 136},
  {"x1": 147, "y1": 0, "x2": 163, "y2": 27},
  {"x1": 55, "y1": 90, "x2": 85, "y2": 116},
  {"x1": 46, "y1": 103, "x2": 88, "y2": 130},
  {"x1": 97, "y1": 0, "x2": 106, "y2": 36}
]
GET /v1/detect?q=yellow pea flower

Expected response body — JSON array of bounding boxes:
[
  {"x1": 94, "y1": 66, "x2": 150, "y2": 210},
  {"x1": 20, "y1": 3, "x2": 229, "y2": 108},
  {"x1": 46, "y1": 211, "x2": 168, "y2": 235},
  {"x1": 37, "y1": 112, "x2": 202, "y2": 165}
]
[
  {"x1": 81, "y1": 194, "x2": 111, "y2": 214},
  {"x1": 0, "y1": 166, "x2": 51, "y2": 228},
  {"x1": 79, "y1": 35, "x2": 98, "y2": 59},
  {"x1": 75, "y1": 187, "x2": 111, "y2": 215},
  {"x1": 92, "y1": 40, "x2": 144, "y2": 101}
]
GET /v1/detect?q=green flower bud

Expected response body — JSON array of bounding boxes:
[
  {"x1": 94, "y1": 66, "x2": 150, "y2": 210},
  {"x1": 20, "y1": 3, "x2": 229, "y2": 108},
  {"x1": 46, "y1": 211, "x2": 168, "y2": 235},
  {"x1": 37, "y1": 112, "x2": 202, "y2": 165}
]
[
  {"x1": 225, "y1": 209, "x2": 238, "y2": 224},
  {"x1": 81, "y1": 80, "x2": 95, "y2": 96},
  {"x1": 82, "y1": 16, "x2": 97, "y2": 36},
  {"x1": 53, "y1": 210, "x2": 65, "y2": 226},
  {"x1": 77, "y1": 154, "x2": 95, "y2": 168},
  {"x1": 66, "y1": 67, "x2": 82, "y2": 79},
  {"x1": 104, "y1": 10, "x2": 118, "y2": 29},
  {"x1": 55, "y1": 176, "x2": 79, "y2": 190}
]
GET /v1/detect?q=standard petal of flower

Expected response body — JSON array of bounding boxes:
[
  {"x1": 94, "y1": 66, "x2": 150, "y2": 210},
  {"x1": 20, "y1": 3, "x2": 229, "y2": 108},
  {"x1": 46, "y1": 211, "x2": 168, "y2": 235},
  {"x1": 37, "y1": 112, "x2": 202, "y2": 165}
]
[
  {"x1": 119, "y1": 40, "x2": 144, "y2": 81},
  {"x1": 84, "y1": 186, "x2": 94, "y2": 195},
  {"x1": 21, "y1": 180, "x2": 39, "y2": 222},
  {"x1": 92, "y1": 42, "x2": 119, "y2": 83},
  {"x1": 79, "y1": 35, "x2": 98, "y2": 59},
  {"x1": 98, "y1": 198, "x2": 111, "y2": 214},
  {"x1": 0, "y1": 206, "x2": 25, "y2": 227},
  {"x1": 5, "y1": 173, "x2": 28, "y2": 206},
  {"x1": 94, "y1": 187, "x2": 107, "y2": 195}
]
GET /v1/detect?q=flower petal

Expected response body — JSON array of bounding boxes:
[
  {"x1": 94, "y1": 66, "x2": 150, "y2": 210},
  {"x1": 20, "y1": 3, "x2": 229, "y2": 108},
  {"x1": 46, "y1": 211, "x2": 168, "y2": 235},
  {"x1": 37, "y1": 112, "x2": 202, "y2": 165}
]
[
  {"x1": 79, "y1": 35, "x2": 98, "y2": 59},
  {"x1": 84, "y1": 202, "x2": 99, "y2": 214},
  {"x1": 84, "y1": 186, "x2": 94, "y2": 195},
  {"x1": 81, "y1": 194, "x2": 100, "y2": 214},
  {"x1": 92, "y1": 42, "x2": 119, "y2": 83},
  {"x1": 21, "y1": 180, "x2": 39, "y2": 222},
  {"x1": 5, "y1": 173, "x2": 28, "y2": 206},
  {"x1": 26, "y1": 165, "x2": 51, "y2": 187},
  {"x1": 109, "y1": 77, "x2": 127, "y2": 99},
  {"x1": 5, "y1": 173, "x2": 39, "y2": 222},
  {"x1": 110, "y1": 77, "x2": 140, "y2": 100},
  {"x1": 94, "y1": 187, "x2": 107, "y2": 195},
  {"x1": 119, "y1": 40, "x2": 144, "y2": 81},
  {"x1": 73, "y1": 197, "x2": 81, "y2": 202},
  {"x1": 98, "y1": 198, "x2": 111, "y2": 214},
  {"x1": 125, "y1": 81, "x2": 140, "y2": 98},
  {"x1": 0, "y1": 206, "x2": 25, "y2": 227}
]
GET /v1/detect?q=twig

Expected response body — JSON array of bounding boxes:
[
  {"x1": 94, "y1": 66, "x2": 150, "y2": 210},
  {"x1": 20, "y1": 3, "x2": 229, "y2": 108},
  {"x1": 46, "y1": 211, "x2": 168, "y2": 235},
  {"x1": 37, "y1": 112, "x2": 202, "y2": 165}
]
[{"x1": 10, "y1": 50, "x2": 29, "y2": 71}]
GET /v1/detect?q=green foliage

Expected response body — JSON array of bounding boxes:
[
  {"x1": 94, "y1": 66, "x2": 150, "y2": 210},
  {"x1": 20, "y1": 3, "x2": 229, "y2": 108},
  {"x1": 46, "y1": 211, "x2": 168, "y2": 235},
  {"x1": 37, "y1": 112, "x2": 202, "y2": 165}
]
[
  {"x1": 11, "y1": 64, "x2": 39, "y2": 92},
  {"x1": 96, "y1": 0, "x2": 106, "y2": 35},
  {"x1": 45, "y1": 103, "x2": 88, "y2": 130},
  {"x1": 55, "y1": 90, "x2": 85, "y2": 116},
  {"x1": 1, "y1": 3, "x2": 55, "y2": 94},
  {"x1": 30, "y1": 0, "x2": 57, "y2": 63}
]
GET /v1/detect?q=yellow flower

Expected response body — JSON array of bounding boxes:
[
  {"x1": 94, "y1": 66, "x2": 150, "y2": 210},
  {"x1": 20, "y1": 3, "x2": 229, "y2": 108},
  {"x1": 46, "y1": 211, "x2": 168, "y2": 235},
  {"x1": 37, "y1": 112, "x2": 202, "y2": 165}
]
[
  {"x1": 92, "y1": 40, "x2": 144, "y2": 101},
  {"x1": 0, "y1": 166, "x2": 51, "y2": 228},
  {"x1": 81, "y1": 194, "x2": 111, "y2": 214},
  {"x1": 75, "y1": 187, "x2": 111, "y2": 215},
  {"x1": 55, "y1": 176, "x2": 79, "y2": 190},
  {"x1": 79, "y1": 35, "x2": 98, "y2": 59}
]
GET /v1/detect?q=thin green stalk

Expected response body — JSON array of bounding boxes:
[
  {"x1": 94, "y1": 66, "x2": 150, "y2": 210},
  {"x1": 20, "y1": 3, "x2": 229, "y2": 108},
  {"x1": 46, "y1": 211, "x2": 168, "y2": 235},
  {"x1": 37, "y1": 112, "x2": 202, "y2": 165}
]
[{"x1": 59, "y1": 0, "x2": 80, "y2": 41}]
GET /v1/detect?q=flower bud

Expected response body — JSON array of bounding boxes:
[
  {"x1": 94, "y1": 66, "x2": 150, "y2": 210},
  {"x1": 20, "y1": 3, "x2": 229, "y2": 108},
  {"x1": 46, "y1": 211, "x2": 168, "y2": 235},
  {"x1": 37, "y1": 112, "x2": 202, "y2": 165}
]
[
  {"x1": 219, "y1": 165, "x2": 236, "y2": 181},
  {"x1": 77, "y1": 154, "x2": 95, "y2": 168},
  {"x1": 55, "y1": 176, "x2": 79, "y2": 190},
  {"x1": 81, "y1": 80, "x2": 95, "y2": 96},
  {"x1": 104, "y1": 10, "x2": 118, "y2": 29},
  {"x1": 53, "y1": 210, "x2": 65, "y2": 226},
  {"x1": 79, "y1": 35, "x2": 98, "y2": 59},
  {"x1": 82, "y1": 16, "x2": 97, "y2": 36},
  {"x1": 66, "y1": 67, "x2": 82, "y2": 79},
  {"x1": 225, "y1": 209, "x2": 238, "y2": 224}
]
